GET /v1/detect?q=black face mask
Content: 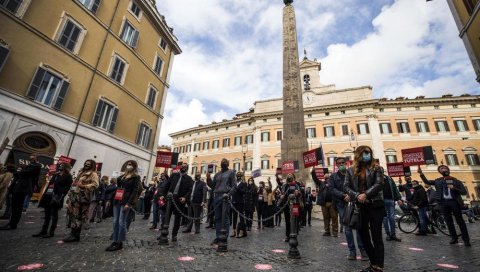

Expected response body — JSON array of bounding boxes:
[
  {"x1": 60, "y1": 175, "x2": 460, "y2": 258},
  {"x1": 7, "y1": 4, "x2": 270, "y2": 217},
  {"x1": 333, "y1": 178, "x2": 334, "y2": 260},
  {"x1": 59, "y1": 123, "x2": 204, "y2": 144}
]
[
  {"x1": 287, "y1": 177, "x2": 293, "y2": 182},
  {"x1": 180, "y1": 169, "x2": 186, "y2": 173},
  {"x1": 442, "y1": 171, "x2": 450, "y2": 177},
  {"x1": 58, "y1": 166, "x2": 65, "y2": 171},
  {"x1": 84, "y1": 164, "x2": 91, "y2": 170}
]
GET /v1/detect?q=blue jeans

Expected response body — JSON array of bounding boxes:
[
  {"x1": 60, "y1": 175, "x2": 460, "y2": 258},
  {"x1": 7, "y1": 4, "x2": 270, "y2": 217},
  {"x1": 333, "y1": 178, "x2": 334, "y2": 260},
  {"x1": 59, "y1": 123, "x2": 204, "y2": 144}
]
[
  {"x1": 337, "y1": 203, "x2": 365, "y2": 254},
  {"x1": 112, "y1": 204, "x2": 128, "y2": 242},
  {"x1": 214, "y1": 195, "x2": 230, "y2": 238},
  {"x1": 418, "y1": 206, "x2": 427, "y2": 233},
  {"x1": 383, "y1": 199, "x2": 396, "y2": 237}
]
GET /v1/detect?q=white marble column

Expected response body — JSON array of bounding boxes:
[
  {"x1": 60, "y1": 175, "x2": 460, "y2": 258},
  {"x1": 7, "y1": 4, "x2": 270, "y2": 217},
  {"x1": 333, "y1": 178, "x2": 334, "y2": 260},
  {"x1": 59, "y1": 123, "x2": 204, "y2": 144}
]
[
  {"x1": 367, "y1": 114, "x2": 386, "y2": 167},
  {"x1": 253, "y1": 125, "x2": 261, "y2": 170}
]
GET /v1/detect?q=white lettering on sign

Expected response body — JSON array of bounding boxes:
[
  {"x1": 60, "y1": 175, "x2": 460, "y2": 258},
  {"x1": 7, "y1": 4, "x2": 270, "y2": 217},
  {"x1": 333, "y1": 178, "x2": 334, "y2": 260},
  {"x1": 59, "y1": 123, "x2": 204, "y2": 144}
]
[{"x1": 403, "y1": 152, "x2": 424, "y2": 164}]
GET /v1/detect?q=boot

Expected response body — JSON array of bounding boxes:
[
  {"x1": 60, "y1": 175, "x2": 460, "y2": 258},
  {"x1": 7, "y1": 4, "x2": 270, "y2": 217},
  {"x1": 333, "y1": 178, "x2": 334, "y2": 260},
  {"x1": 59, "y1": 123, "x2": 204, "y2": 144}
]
[
  {"x1": 63, "y1": 229, "x2": 80, "y2": 242},
  {"x1": 230, "y1": 230, "x2": 236, "y2": 237},
  {"x1": 236, "y1": 230, "x2": 246, "y2": 238},
  {"x1": 32, "y1": 227, "x2": 47, "y2": 237}
]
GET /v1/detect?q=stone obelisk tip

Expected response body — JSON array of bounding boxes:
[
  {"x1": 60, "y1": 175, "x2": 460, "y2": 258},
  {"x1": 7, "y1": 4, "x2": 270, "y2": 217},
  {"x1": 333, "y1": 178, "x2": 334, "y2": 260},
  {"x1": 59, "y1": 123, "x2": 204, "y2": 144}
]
[{"x1": 284, "y1": 0, "x2": 293, "y2": 6}]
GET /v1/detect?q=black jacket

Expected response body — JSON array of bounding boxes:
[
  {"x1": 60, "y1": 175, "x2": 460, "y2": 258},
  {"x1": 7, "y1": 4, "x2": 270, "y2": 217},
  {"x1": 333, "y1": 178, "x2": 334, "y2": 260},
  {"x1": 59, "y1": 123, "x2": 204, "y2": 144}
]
[
  {"x1": 244, "y1": 183, "x2": 257, "y2": 212},
  {"x1": 328, "y1": 171, "x2": 347, "y2": 208},
  {"x1": 162, "y1": 172, "x2": 193, "y2": 201},
  {"x1": 420, "y1": 174, "x2": 466, "y2": 206},
  {"x1": 114, "y1": 174, "x2": 141, "y2": 206},
  {"x1": 344, "y1": 167, "x2": 384, "y2": 206},
  {"x1": 398, "y1": 183, "x2": 414, "y2": 201},
  {"x1": 104, "y1": 184, "x2": 117, "y2": 201},
  {"x1": 232, "y1": 180, "x2": 247, "y2": 204},
  {"x1": 189, "y1": 179, "x2": 207, "y2": 204},
  {"x1": 12, "y1": 162, "x2": 41, "y2": 194},
  {"x1": 410, "y1": 185, "x2": 428, "y2": 207},
  {"x1": 311, "y1": 170, "x2": 332, "y2": 206},
  {"x1": 39, "y1": 172, "x2": 73, "y2": 208}
]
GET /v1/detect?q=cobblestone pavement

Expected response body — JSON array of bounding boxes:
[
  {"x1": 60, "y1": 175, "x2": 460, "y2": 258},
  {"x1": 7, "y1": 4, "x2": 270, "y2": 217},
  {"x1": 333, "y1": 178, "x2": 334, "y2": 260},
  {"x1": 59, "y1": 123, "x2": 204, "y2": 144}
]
[{"x1": 0, "y1": 206, "x2": 479, "y2": 272}]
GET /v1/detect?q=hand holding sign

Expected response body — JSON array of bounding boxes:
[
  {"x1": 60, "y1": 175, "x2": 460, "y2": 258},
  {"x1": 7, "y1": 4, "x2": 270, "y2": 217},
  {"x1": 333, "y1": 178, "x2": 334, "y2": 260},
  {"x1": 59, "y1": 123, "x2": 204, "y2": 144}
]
[{"x1": 417, "y1": 165, "x2": 423, "y2": 174}]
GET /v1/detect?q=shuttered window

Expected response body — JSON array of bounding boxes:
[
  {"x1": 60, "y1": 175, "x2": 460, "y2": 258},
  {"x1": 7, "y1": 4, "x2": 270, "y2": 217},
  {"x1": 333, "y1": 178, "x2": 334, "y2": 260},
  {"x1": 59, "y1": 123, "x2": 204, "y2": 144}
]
[
  {"x1": 416, "y1": 121, "x2": 430, "y2": 133},
  {"x1": 261, "y1": 132, "x2": 270, "y2": 142},
  {"x1": 435, "y1": 121, "x2": 450, "y2": 132},
  {"x1": 357, "y1": 123, "x2": 369, "y2": 135},
  {"x1": 58, "y1": 19, "x2": 82, "y2": 52},
  {"x1": 92, "y1": 99, "x2": 118, "y2": 133},
  {"x1": 120, "y1": 20, "x2": 139, "y2": 48},
  {"x1": 26, "y1": 67, "x2": 70, "y2": 110},
  {"x1": 109, "y1": 55, "x2": 126, "y2": 83},
  {"x1": 341, "y1": 125, "x2": 349, "y2": 136},
  {"x1": 323, "y1": 126, "x2": 334, "y2": 137},
  {"x1": 397, "y1": 122, "x2": 410, "y2": 133},
  {"x1": 454, "y1": 120, "x2": 469, "y2": 132},
  {"x1": 146, "y1": 87, "x2": 157, "y2": 108},
  {"x1": 0, "y1": 0, "x2": 22, "y2": 14},
  {"x1": 136, "y1": 122, "x2": 152, "y2": 148},
  {"x1": 78, "y1": 0, "x2": 100, "y2": 13},
  {"x1": 0, "y1": 44, "x2": 10, "y2": 73},
  {"x1": 445, "y1": 154, "x2": 459, "y2": 166},
  {"x1": 379, "y1": 123, "x2": 392, "y2": 134},
  {"x1": 466, "y1": 154, "x2": 480, "y2": 166},
  {"x1": 154, "y1": 56, "x2": 163, "y2": 75}
]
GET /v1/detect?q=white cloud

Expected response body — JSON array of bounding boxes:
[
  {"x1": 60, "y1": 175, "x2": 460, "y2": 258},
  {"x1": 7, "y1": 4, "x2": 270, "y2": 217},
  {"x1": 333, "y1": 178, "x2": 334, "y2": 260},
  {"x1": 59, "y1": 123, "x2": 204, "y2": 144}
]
[{"x1": 157, "y1": 0, "x2": 479, "y2": 145}]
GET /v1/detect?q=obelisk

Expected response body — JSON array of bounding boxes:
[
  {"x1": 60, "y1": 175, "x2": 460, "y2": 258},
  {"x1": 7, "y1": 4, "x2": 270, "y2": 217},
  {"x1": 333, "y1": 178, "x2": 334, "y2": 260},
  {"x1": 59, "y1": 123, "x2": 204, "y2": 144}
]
[{"x1": 281, "y1": 0, "x2": 309, "y2": 182}]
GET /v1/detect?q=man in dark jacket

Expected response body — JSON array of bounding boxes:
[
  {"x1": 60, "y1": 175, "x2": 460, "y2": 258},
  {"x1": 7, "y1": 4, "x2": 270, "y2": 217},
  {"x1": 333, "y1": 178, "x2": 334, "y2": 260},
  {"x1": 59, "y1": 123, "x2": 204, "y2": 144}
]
[
  {"x1": 312, "y1": 171, "x2": 338, "y2": 237},
  {"x1": 230, "y1": 171, "x2": 247, "y2": 238},
  {"x1": 151, "y1": 174, "x2": 168, "y2": 229},
  {"x1": 183, "y1": 173, "x2": 207, "y2": 234},
  {"x1": 1, "y1": 154, "x2": 41, "y2": 230},
  {"x1": 418, "y1": 165, "x2": 470, "y2": 246},
  {"x1": 398, "y1": 176, "x2": 414, "y2": 202},
  {"x1": 329, "y1": 157, "x2": 367, "y2": 260},
  {"x1": 161, "y1": 164, "x2": 193, "y2": 242},
  {"x1": 381, "y1": 170, "x2": 402, "y2": 242},
  {"x1": 409, "y1": 180, "x2": 428, "y2": 236}
]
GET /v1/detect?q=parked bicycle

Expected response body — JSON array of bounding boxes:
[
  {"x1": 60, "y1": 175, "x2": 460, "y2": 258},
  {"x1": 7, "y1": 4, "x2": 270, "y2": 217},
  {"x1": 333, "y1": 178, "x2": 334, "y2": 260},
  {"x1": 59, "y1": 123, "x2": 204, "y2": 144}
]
[{"x1": 398, "y1": 204, "x2": 461, "y2": 237}]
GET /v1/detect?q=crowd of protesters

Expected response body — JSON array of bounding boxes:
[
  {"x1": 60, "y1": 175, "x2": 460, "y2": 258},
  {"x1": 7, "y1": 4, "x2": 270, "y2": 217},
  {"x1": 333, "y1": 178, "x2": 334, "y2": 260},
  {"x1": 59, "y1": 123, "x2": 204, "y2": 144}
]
[{"x1": 0, "y1": 147, "x2": 477, "y2": 272}]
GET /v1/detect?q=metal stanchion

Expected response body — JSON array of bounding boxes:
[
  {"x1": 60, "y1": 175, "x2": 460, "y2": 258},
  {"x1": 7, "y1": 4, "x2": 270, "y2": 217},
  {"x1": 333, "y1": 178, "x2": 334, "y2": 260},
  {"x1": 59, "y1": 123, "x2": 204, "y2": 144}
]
[
  {"x1": 158, "y1": 193, "x2": 173, "y2": 245},
  {"x1": 216, "y1": 194, "x2": 229, "y2": 252},
  {"x1": 288, "y1": 194, "x2": 301, "y2": 259}
]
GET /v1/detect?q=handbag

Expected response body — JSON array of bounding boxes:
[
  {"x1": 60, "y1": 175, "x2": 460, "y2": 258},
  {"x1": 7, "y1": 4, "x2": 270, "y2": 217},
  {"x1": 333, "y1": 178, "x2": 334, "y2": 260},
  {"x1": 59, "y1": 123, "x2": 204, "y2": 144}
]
[
  {"x1": 342, "y1": 202, "x2": 362, "y2": 229},
  {"x1": 51, "y1": 194, "x2": 63, "y2": 207}
]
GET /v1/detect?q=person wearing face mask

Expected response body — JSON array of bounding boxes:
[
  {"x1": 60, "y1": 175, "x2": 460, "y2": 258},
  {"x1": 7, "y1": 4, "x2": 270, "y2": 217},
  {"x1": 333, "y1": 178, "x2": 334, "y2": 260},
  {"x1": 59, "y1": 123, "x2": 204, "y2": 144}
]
[
  {"x1": 312, "y1": 171, "x2": 338, "y2": 237},
  {"x1": 329, "y1": 157, "x2": 368, "y2": 261},
  {"x1": 151, "y1": 173, "x2": 169, "y2": 230},
  {"x1": 244, "y1": 177, "x2": 257, "y2": 231},
  {"x1": 210, "y1": 158, "x2": 235, "y2": 246},
  {"x1": 105, "y1": 160, "x2": 141, "y2": 251},
  {"x1": 34, "y1": 163, "x2": 73, "y2": 238},
  {"x1": 376, "y1": 164, "x2": 402, "y2": 243},
  {"x1": 183, "y1": 172, "x2": 207, "y2": 234},
  {"x1": 230, "y1": 172, "x2": 247, "y2": 238},
  {"x1": 418, "y1": 165, "x2": 470, "y2": 246},
  {"x1": 0, "y1": 154, "x2": 41, "y2": 231},
  {"x1": 256, "y1": 181, "x2": 266, "y2": 229},
  {"x1": 62, "y1": 159, "x2": 99, "y2": 242},
  {"x1": 264, "y1": 179, "x2": 275, "y2": 228},
  {"x1": 409, "y1": 180, "x2": 428, "y2": 236},
  {"x1": 398, "y1": 176, "x2": 414, "y2": 203},
  {"x1": 304, "y1": 187, "x2": 313, "y2": 227},
  {"x1": 159, "y1": 163, "x2": 193, "y2": 242},
  {"x1": 278, "y1": 173, "x2": 301, "y2": 242},
  {"x1": 344, "y1": 146, "x2": 385, "y2": 272},
  {"x1": 0, "y1": 165, "x2": 13, "y2": 211}
]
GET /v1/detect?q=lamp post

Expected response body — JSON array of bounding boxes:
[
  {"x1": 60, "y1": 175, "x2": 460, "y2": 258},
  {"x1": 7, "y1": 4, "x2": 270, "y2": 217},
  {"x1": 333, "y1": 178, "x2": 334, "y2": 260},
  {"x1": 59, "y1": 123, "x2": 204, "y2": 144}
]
[
  {"x1": 349, "y1": 129, "x2": 358, "y2": 152},
  {"x1": 242, "y1": 144, "x2": 248, "y2": 171}
]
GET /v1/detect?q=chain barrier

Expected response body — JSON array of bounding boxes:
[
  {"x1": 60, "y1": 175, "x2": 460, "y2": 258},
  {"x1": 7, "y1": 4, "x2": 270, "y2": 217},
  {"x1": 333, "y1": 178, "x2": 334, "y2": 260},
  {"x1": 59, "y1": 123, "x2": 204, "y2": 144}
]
[
  {"x1": 170, "y1": 197, "x2": 223, "y2": 221},
  {"x1": 229, "y1": 199, "x2": 290, "y2": 223}
]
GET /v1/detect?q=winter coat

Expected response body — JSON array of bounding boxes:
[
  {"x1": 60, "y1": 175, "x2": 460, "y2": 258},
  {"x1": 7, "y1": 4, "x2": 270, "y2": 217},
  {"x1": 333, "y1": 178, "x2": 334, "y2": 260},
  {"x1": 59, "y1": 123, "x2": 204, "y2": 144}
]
[
  {"x1": 39, "y1": 172, "x2": 73, "y2": 209},
  {"x1": 344, "y1": 166, "x2": 384, "y2": 207}
]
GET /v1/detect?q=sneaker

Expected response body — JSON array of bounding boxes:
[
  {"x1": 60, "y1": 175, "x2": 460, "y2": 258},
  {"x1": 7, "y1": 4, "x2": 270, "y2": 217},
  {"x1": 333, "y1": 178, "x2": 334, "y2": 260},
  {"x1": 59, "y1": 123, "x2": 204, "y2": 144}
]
[
  {"x1": 332, "y1": 233, "x2": 338, "y2": 237},
  {"x1": 385, "y1": 236, "x2": 392, "y2": 241},
  {"x1": 322, "y1": 232, "x2": 331, "y2": 236},
  {"x1": 210, "y1": 238, "x2": 219, "y2": 246},
  {"x1": 347, "y1": 253, "x2": 356, "y2": 260},
  {"x1": 63, "y1": 234, "x2": 80, "y2": 243},
  {"x1": 464, "y1": 241, "x2": 471, "y2": 247}
]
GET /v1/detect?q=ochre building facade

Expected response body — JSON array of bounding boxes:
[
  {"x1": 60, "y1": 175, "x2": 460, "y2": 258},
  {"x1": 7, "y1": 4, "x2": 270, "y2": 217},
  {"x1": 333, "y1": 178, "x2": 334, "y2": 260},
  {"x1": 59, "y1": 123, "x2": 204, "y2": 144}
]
[{"x1": 0, "y1": 0, "x2": 181, "y2": 178}]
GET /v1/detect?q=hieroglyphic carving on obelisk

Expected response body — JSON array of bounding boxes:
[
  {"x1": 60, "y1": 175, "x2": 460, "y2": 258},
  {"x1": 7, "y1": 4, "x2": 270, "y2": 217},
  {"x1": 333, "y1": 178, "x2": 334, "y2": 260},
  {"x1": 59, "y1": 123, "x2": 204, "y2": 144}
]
[{"x1": 281, "y1": 0, "x2": 309, "y2": 182}]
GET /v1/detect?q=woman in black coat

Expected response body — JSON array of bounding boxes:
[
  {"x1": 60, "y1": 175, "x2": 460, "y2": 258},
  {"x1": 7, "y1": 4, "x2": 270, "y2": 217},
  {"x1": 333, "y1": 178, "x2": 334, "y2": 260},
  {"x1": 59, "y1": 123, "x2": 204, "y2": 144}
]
[
  {"x1": 33, "y1": 163, "x2": 73, "y2": 238},
  {"x1": 106, "y1": 160, "x2": 140, "y2": 251}
]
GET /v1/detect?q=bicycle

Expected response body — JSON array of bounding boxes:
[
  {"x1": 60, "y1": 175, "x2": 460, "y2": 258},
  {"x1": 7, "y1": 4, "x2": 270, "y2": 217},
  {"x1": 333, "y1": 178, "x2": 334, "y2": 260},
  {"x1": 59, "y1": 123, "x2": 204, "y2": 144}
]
[{"x1": 397, "y1": 204, "x2": 461, "y2": 237}]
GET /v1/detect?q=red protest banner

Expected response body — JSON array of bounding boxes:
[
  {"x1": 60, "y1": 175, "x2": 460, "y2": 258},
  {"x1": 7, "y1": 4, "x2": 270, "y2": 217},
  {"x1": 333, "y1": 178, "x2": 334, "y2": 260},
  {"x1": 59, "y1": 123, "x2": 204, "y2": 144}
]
[
  {"x1": 282, "y1": 161, "x2": 295, "y2": 174},
  {"x1": 58, "y1": 155, "x2": 76, "y2": 167},
  {"x1": 303, "y1": 149, "x2": 317, "y2": 168},
  {"x1": 156, "y1": 151, "x2": 172, "y2": 168},
  {"x1": 387, "y1": 162, "x2": 405, "y2": 177},
  {"x1": 96, "y1": 162, "x2": 103, "y2": 171},
  {"x1": 48, "y1": 164, "x2": 57, "y2": 175},
  {"x1": 402, "y1": 147, "x2": 431, "y2": 166}
]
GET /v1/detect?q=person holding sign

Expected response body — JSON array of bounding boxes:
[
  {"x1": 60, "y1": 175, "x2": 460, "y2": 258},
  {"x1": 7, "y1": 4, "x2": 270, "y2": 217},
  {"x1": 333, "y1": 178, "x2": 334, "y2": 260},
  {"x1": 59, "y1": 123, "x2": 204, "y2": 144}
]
[
  {"x1": 344, "y1": 146, "x2": 385, "y2": 272},
  {"x1": 33, "y1": 163, "x2": 73, "y2": 238},
  {"x1": 105, "y1": 160, "x2": 140, "y2": 251},
  {"x1": 418, "y1": 165, "x2": 471, "y2": 247}
]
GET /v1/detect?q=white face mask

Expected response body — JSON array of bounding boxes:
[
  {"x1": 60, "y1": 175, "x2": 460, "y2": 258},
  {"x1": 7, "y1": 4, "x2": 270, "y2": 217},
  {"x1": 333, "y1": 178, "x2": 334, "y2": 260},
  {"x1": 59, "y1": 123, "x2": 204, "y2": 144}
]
[{"x1": 126, "y1": 165, "x2": 134, "y2": 171}]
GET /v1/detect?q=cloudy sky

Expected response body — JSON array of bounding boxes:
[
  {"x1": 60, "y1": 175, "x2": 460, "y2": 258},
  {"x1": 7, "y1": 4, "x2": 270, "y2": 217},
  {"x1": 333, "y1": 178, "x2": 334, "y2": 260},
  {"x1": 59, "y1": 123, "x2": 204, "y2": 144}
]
[{"x1": 157, "y1": 0, "x2": 479, "y2": 145}]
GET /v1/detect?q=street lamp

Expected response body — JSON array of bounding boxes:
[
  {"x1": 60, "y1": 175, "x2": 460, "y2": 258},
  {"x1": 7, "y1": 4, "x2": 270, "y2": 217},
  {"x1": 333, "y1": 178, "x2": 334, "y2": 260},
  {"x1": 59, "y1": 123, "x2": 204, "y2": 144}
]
[
  {"x1": 242, "y1": 144, "x2": 248, "y2": 171},
  {"x1": 349, "y1": 129, "x2": 358, "y2": 152}
]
